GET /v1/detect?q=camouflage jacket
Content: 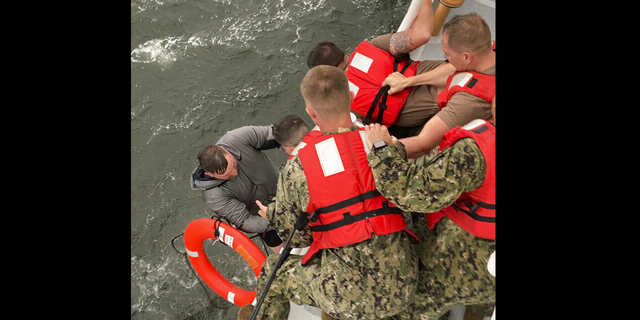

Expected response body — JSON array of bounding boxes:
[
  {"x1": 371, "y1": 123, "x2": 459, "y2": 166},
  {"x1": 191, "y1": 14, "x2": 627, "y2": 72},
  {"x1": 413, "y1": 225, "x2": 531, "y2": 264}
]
[
  {"x1": 367, "y1": 139, "x2": 495, "y2": 319},
  {"x1": 367, "y1": 138, "x2": 486, "y2": 213},
  {"x1": 265, "y1": 127, "x2": 418, "y2": 319}
]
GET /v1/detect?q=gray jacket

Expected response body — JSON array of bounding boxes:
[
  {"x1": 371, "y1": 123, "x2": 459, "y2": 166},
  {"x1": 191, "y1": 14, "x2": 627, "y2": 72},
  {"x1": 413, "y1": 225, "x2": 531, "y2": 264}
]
[{"x1": 190, "y1": 126, "x2": 279, "y2": 233}]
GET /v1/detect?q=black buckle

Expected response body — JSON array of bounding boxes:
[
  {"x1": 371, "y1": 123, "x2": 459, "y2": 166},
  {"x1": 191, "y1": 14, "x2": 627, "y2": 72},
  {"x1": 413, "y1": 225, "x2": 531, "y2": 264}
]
[
  {"x1": 341, "y1": 212, "x2": 353, "y2": 225},
  {"x1": 464, "y1": 200, "x2": 478, "y2": 214}
]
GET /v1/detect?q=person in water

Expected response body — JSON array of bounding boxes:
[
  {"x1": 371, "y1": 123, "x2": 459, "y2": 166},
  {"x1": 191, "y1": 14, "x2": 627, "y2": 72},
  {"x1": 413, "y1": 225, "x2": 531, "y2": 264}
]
[
  {"x1": 363, "y1": 95, "x2": 496, "y2": 319},
  {"x1": 190, "y1": 125, "x2": 283, "y2": 252},
  {"x1": 241, "y1": 66, "x2": 419, "y2": 320},
  {"x1": 307, "y1": 0, "x2": 457, "y2": 131}
]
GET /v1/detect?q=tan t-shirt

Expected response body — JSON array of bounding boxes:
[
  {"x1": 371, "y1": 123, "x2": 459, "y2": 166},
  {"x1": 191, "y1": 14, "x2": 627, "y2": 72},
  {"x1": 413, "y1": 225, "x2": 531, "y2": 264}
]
[
  {"x1": 437, "y1": 65, "x2": 495, "y2": 129},
  {"x1": 368, "y1": 33, "x2": 447, "y2": 127}
]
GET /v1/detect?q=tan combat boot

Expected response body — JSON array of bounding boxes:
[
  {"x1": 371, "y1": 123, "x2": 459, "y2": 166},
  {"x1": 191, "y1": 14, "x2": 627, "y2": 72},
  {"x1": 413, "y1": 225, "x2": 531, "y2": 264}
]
[
  {"x1": 322, "y1": 310, "x2": 339, "y2": 320},
  {"x1": 237, "y1": 304, "x2": 254, "y2": 320}
]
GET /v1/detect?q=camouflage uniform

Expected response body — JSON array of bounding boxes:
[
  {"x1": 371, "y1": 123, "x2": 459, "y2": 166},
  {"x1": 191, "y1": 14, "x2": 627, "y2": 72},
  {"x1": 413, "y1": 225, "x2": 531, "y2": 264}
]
[
  {"x1": 258, "y1": 127, "x2": 418, "y2": 320},
  {"x1": 367, "y1": 138, "x2": 496, "y2": 320},
  {"x1": 255, "y1": 254, "x2": 318, "y2": 320}
]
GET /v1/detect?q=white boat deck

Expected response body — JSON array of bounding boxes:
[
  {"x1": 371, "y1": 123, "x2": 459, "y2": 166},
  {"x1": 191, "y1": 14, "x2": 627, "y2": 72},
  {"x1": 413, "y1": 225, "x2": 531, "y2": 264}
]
[{"x1": 407, "y1": 0, "x2": 495, "y2": 62}]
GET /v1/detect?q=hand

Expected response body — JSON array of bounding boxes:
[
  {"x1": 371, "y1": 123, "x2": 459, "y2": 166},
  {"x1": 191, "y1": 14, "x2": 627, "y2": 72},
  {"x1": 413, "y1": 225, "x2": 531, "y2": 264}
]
[
  {"x1": 364, "y1": 123, "x2": 397, "y2": 150},
  {"x1": 256, "y1": 200, "x2": 268, "y2": 220},
  {"x1": 382, "y1": 72, "x2": 409, "y2": 95}
]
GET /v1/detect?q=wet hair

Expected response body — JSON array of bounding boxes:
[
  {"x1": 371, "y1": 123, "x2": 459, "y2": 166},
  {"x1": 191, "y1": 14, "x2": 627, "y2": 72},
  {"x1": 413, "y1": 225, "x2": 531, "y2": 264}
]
[
  {"x1": 442, "y1": 13, "x2": 492, "y2": 56},
  {"x1": 307, "y1": 41, "x2": 345, "y2": 69},
  {"x1": 197, "y1": 145, "x2": 228, "y2": 174},
  {"x1": 300, "y1": 65, "x2": 351, "y2": 119},
  {"x1": 272, "y1": 114, "x2": 310, "y2": 147}
]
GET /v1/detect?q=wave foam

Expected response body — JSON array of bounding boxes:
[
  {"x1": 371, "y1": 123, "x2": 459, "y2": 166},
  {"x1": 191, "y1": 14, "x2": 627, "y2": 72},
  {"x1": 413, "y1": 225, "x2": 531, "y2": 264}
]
[{"x1": 131, "y1": 36, "x2": 188, "y2": 67}]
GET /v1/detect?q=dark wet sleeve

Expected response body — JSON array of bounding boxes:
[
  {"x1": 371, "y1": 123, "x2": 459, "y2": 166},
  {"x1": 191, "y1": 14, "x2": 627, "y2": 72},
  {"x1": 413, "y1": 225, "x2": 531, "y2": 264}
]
[
  {"x1": 218, "y1": 125, "x2": 279, "y2": 151},
  {"x1": 203, "y1": 189, "x2": 259, "y2": 231}
]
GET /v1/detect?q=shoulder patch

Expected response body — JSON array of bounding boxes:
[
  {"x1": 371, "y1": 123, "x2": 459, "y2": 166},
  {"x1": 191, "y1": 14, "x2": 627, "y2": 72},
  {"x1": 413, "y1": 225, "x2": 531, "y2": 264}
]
[
  {"x1": 461, "y1": 119, "x2": 486, "y2": 131},
  {"x1": 448, "y1": 72, "x2": 474, "y2": 90}
]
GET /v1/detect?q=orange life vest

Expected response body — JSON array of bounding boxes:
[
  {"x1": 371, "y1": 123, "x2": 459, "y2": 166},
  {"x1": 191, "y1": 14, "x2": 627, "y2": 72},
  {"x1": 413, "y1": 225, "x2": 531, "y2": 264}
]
[
  {"x1": 437, "y1": 71, "x2": 495, "y2": 109},
  {"x1": 297, "y1": 128, "x2": 418, "y2": 264},
  {"x1": 425, "y1": 119, "x2": 495, "y2": 240},
  {"x1": 437, "y1": 42, "x2": 495, "y2": 109},
  {"x1": 346, "y1": 41, "x2": 419, "y2": 126}
]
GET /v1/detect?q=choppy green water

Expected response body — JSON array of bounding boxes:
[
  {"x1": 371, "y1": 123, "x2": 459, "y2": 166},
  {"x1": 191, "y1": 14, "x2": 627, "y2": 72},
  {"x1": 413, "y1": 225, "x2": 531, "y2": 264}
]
[{"x1": 131, "y1": 0, "x2": 411, "y2": 318}]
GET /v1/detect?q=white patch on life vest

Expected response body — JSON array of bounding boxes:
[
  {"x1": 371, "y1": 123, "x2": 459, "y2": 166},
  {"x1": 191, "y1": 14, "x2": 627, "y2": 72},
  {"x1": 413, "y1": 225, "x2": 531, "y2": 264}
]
[
  {"x1": 348, "y1": 80, "x2": 359, "y2": 98},
  {"x1": 224, "y1": 234, "x2": 234, "y2": 247},
  {"x1": 359, "y1": 130, "x2": 371, "y2": 155},
  {"x1": 350, "y1": 52, "x2": 374, "y2": 73},
  {"x1": 461, "y1": 119, "x2": 486, "y2": 131},
  {"x1": 227, "y1": 291, "x2": 235, "y2": 304},
  {"x1": 449, "y1": 72, "x2": 473, "y2": 90},
  {"x1": 315, "y1": 137, "x2": 345, "y2": 177}
]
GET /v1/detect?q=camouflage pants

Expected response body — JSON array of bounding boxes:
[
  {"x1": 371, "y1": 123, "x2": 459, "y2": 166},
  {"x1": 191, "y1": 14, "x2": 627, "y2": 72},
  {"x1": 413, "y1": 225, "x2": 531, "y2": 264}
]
[
  {"x1": 299, "y1": 235, "x2": 418, "y2": 320},
  {"x1": 255, "y1": 253, "x2": 318, "y2": 320},
  {"x1": 255, "y1": 233, "x2": 419, "y2": 320},
  {"x1": 407, "y1": 215, "x2": 496, "y2": 320}
]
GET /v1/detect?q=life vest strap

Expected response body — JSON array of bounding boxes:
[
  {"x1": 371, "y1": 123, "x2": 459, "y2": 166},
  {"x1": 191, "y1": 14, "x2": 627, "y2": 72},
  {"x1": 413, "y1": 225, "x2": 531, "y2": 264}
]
[
  {"x1": 309, "y1": 201, "x2": 403, "y2": 232},
  {"x1": 363, "y1": 86, "x2": 390, "y2": 125},
  {"x1": 393, "y1": 53, "x2": 413, "y2": 74},
  {"x1": 361, "y1": 54, "x2": 414, "y2": 125},
  {"x1": 310, "y1": 189, "x2": 382, "y2": 220},
  {"x1": 452, "y1": 200, "x2": 496, "y2": 223}
]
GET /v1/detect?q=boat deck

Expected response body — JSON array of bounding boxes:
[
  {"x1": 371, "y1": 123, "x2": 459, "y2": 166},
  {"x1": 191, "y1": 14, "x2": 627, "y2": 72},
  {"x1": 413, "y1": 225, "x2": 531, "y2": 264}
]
[{"x1": 412, "y1": 0, "x2": 495, "y2": 62}]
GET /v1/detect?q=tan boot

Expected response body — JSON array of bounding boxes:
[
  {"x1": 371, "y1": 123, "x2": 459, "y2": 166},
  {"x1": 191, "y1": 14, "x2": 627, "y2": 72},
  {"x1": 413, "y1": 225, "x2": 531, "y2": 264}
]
[
  {"x1": 237, "y1": 304, "x2": 254, "y2": 320},
  {"x1": 321, "y1": 311, "x2": 339, "y2": 320},
  {"x1": 463, "y1": 306, "x2": 484, "y2": 320}
]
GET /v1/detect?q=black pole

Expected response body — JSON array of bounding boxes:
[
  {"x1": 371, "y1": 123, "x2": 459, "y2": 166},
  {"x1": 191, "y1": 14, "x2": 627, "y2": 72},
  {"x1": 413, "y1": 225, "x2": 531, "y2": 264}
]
[{"x1": 247, "y1": 212, "x2": 312, "y2": 320}]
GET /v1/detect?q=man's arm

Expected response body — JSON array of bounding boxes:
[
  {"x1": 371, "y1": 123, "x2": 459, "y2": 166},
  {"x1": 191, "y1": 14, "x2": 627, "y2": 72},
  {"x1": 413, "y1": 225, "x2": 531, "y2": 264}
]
[
  {"x1": 262, "y1": 157, "x2": 314, "y2": 248},
  {"x1": 366, "y1": 137, "x2": 485, "y2": 213},
  {"x1": 400, "y1": 114, "x2": 451, "y2": 158},
  {"x1": 383, "y1": 63, "x2": 456, "y2": 94},
  {"x1": 218, "y1": 125, "x2": 279, "y2": 151},
  {"x1": 203, "y1": 190, "x2": 268, "y2": 233},
  {"x1": 389, "y1": 0, "x2": 434, "y2": 56}
]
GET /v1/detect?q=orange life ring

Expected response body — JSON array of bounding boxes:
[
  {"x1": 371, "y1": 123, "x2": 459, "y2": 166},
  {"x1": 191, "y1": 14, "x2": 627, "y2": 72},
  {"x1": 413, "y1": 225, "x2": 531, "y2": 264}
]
[{"x1": 184, "y1": 218, "x2": 267, "y2": 306}]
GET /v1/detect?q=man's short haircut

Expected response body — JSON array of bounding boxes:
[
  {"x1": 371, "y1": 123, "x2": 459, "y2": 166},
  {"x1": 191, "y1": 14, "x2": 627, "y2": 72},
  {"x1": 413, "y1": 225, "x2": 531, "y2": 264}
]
[
  {"x1": 272, "y1": 114, "x2": 310, "y2": 147},
  {"x1": 300, "y1": 65, "x2": 351, "y2": 119},
  {"x1": 442, "y1": 13, "x2": 492, "y2": 56},
  {"x1": 307, "y1": 41, "x2": 345, "y2": 69},
  {"x1": 197, "y1": 145, "x2": 228, "y2": 174}
]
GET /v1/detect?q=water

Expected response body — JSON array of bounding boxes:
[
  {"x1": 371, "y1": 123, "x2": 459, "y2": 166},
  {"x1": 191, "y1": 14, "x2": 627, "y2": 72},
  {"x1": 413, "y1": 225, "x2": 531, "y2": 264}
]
[{"x1": 131, "y1": 0, "x2": 411, "y2": 319}]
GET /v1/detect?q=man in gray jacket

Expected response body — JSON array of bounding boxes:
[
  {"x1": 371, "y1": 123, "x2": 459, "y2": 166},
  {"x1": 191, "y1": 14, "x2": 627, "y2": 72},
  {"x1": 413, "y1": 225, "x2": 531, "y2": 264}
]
[{"x1": 190, "y1": 125, "x2": 283, "y2": 251}]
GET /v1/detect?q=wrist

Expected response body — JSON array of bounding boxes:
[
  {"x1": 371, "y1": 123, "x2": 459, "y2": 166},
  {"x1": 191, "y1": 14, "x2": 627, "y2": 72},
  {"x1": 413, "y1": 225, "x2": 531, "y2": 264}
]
[
  {"x1": 404, "y1": 76, "x2": 416, "y2": 88},
  {"x1": 372, "y1": 140, "x2": 389, "y2": 151}
]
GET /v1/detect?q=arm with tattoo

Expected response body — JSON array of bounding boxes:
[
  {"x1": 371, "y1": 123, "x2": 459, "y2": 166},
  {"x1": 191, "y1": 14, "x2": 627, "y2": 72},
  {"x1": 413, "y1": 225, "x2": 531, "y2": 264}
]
[
  {"x1": 390, "y1": 32, "x2": 417, "y2": 56},
  {"x1": 389, "y1": 0, "x2": 434, "y2": 56}
]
